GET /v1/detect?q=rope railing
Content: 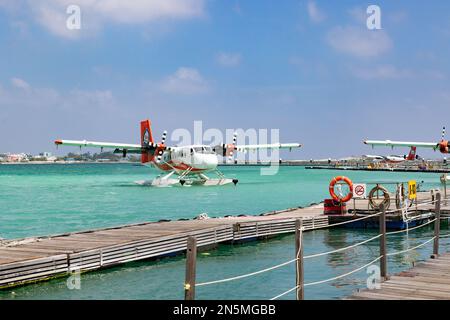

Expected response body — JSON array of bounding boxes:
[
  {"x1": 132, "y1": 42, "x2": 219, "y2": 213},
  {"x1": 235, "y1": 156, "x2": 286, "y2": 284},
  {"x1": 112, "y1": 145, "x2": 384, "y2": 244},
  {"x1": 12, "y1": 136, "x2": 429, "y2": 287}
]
[
  {"x1": 386, "y1": 218, "x2": 436, "y2": 236},
  {"x1": 195, "y1": 258, "x2": 297, "y2": 287},
  {"x1": 386, "y1": 236, "x2": 436, "y2": 257},
  {"x1": 194, "y1": 214, "x2": 385, "y2": 288},
  {"x1": 195, "y1": 233, "x2": 382, "y2": 287},
  {"x1": 438, "y1": 233, "x2": 450, "y2": 238},
  {"x1": 183, "y1": 191, "x2": 444, "y2": 300},
  {"x1": 270, "y1": 256, "x2": 383, "y2": 300},
  {"x1": 304, "y1": 234, "x2": 382, "y2": 259}
]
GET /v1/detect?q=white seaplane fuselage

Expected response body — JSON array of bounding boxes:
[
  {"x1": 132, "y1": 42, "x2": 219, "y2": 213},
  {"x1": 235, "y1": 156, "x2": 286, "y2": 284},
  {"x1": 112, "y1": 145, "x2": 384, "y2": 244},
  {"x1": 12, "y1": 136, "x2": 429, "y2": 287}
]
[{"x1": 137, "y1": 145, "x2": 232, "y2": 187}]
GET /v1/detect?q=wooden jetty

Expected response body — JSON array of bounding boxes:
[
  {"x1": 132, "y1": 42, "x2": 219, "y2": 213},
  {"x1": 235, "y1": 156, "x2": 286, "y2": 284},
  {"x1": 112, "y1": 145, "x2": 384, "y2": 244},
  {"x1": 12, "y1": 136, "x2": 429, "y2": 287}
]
[
  {"x1": 349, "y1": 253, "x2": 450, "y2": 300},
  {"x1": 0, "y1": 204, "x2": 328, "y2": 289},
  {"x1": 0, "y1": 189, "x2": 447, "y2": 291}
]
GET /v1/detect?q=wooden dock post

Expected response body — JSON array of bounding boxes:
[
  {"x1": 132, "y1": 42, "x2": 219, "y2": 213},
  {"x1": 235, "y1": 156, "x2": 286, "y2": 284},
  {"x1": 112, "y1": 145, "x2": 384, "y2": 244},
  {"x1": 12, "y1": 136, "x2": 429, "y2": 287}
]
[
  {"x1": 295, "y1": 219, "x2": 304, "y2": 300},
  {"x1": 432, "y1": 193, "x2": 441, "y2": 259},
  {"x1": 379, "y1": 203, "x2": 387, "y2": 280},
  {"x1": 184, "y1": 236, "x2": 197, "y2": 300}
]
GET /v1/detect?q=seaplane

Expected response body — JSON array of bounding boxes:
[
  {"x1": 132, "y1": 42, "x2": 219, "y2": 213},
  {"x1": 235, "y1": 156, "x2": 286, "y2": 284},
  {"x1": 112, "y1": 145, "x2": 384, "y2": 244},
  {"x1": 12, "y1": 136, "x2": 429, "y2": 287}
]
[
  {"x1": 364, "y1": 127, "x2": 449, "y2": 156},
  {"x1": 362, "y1": 146, "x2": 420, "y2": 164},
  {"x1": 54, "y1": 119, "x2": 302, "y2": 187}
]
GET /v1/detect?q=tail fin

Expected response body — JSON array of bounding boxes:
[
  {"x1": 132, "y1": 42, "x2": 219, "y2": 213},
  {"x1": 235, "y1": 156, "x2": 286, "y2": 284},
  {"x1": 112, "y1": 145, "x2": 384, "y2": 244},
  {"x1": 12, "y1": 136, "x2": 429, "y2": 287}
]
[
  {"x1": 140, "y1": 120, "x2": 154, "y2": 163},
  {"x1": 406, "y1": 146, "x2": 417, "y2": 160}
]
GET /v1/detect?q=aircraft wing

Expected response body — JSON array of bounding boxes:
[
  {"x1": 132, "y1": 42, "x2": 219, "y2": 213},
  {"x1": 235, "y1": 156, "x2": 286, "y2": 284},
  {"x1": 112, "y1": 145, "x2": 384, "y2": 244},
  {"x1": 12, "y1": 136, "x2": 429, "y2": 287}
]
[
  {"x1": 364, "y1": 140, "x2": 438, "y2": 149},
  {"x1": 235, "y1": 143, "x2": 302, "y2": 152},
  {"x1": 55, "y1": 139, "x2": 142, "y2": 151}
]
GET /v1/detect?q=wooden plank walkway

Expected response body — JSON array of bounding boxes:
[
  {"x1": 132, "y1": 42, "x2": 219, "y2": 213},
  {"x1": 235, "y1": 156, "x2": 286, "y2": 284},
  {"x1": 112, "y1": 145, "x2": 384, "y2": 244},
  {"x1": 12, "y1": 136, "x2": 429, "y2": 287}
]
[
  {"x1": 0, "y1": 204, "x2": 328, "y2": 289},
  {"x1": 350, "y1": 253, "x2": 450, "y2": 300}
]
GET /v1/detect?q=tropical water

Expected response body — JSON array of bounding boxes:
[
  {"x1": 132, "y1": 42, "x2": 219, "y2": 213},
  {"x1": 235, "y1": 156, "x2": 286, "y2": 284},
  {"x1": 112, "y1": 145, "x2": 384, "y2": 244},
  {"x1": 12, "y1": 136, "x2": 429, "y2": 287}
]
[{"x1": 0, "y1": 163, "x2": 448, "y2": 300}]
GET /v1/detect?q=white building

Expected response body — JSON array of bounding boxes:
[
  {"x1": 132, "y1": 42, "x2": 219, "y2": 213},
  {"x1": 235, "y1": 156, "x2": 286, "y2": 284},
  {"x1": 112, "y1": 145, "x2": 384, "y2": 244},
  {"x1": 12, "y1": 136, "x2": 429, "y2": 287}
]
[{"x1": 6, "y1": 153, "x2": 29, "y2": 162}]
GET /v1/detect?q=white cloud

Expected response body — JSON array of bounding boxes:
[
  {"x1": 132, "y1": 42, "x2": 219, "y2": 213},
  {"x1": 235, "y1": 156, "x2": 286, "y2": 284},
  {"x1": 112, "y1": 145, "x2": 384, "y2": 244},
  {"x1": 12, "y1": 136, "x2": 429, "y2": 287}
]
[
  {"x1": 351, "y1": 65, "x2": 413, "y2": 80},
  {"x1": 160, "y1": 67, "x2": 209, "y2": 94},
  {"x1": 1, "y1": 79, "x2": 117, "y2": 113},
  {"x1": 89, "y1": 0, "x2": 205, "y2": 23},
  {"x1": 11, "y1": 77, "x2": 30, "y2": 90},
  {"x1": 5, "y1": 0, "x2": 205, "y2": 39},
  {"x1": 216, "y1": 52, "x2": 241, "y2": 67},
  {"x1": 0, "y1": 79, "x2": 130, "y2": 153},
  {"x1": 307, "y1": 1, "x2": 325, "y2": 23},
  {"x1": 327, "y1": 26, "x2": 392, "y2": 58},
  {"x1": 350, "y1": 65, "x2": 446, "y2": 81}
]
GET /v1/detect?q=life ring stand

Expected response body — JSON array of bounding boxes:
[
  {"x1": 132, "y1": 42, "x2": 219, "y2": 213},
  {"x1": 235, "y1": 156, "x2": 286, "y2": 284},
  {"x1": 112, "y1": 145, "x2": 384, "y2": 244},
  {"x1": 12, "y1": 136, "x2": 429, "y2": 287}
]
[
  {"x1": 368, "y1": 185, "x2": 390, "y2": 210},
  {"x1": 329, "y1": 176, "x2": 353, "y2": 203}
]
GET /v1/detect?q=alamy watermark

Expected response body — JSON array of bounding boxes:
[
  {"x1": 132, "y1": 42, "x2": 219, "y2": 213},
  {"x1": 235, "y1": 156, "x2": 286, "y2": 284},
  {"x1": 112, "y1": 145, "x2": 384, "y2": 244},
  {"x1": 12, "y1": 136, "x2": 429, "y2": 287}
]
[
  {"x1": 171, "y1": 121, "x2": 284, "y2": 175},
  {"x1": 366, "y1": 264, "x2": 381, "y2": 290},
  {"x1": 66, "y1": 4, "x2": 81, "y2": 30},
  {"x1": 66, "y1": 268, "x2": 81, "y2": 290},
  {"x1": 367, "y1": 5, "x2": 382, "y2": 30}
]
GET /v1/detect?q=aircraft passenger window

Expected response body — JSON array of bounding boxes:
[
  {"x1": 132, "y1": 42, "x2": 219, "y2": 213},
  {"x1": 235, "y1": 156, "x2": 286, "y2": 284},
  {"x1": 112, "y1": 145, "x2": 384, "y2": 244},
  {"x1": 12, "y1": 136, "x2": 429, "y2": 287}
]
[{"x1": 204, "y1": 146, "x2": 213, "y2": 154}]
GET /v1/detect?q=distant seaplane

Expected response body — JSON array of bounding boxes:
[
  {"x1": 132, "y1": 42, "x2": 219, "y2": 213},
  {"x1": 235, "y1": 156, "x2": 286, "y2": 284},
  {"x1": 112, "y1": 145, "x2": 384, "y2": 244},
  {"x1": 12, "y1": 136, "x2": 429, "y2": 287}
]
[
  {"x1": 55, "y1": 119, "x2": 302, "y2": 186},
  {"x1": 364, "y1": 127, "x2": 449, "y2": 155},
  {"x1": 363, "y1": 146, "x2": 420, "y2": 164}
]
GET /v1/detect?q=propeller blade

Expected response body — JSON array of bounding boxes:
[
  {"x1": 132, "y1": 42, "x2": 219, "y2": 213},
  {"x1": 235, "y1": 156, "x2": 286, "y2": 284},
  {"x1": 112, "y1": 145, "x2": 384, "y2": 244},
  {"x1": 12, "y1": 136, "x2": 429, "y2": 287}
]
[
  {"x1": 161, "y1": 130, "x2": 167, "y2": 144},
  {"x1": 156, "y1": 149, "x2": 164, "y2": 163},
  {"x1": 228, "y1": 132, "x2": 237, "y2": 163}
]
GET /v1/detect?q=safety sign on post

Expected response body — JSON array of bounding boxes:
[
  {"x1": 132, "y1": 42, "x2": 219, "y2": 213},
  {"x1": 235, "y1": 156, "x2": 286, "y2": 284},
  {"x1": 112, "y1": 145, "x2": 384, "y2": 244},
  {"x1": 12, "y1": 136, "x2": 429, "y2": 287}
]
[
  {"x1": 408, "y1": 180, "x2": 417, "y2": 200},
  {"x1": 353, "y1": 183, "x2": 367, "y2": 199}
]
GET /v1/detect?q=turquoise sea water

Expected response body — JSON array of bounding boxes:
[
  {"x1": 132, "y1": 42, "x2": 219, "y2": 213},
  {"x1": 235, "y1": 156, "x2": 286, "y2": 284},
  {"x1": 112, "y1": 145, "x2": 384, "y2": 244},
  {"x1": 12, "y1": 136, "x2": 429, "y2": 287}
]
[{"x1": 0, "y1": 163, "x2": 448, "y2": 300}]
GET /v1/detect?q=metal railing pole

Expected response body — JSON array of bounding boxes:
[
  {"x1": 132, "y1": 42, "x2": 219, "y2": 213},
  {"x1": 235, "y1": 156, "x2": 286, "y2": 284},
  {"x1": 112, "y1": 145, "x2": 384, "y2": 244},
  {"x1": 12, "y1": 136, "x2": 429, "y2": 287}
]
[
  {"x1": 379, "y1": 203, "x2": 387, "y2": 279},
  {"x1": 184, "y1": 236, "x2": 197, "y2": 300},
  {"x1": 432, "y1": 193, "x2": 441, "y2": 259},
  {"x1": 295, "y1": 219, "x2": 304, "y2": 300}
]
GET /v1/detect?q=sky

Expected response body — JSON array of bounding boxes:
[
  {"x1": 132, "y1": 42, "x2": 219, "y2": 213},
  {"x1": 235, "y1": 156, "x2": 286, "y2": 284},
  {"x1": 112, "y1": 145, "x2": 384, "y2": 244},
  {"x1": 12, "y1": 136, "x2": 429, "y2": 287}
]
[{"x1": 0, "y1": 0, "x2": 449, "y2": 159}]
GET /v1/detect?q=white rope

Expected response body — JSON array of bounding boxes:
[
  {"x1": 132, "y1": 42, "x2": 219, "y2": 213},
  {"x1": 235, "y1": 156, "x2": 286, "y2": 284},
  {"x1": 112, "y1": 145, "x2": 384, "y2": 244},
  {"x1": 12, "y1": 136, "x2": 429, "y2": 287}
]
[
  {"x1": 270, "y1": 284, "x2": 299, "y2": 300},
  {"x1": 386, "y1": 218, "x2": 436, "y2": 236},
  {"x1": 197, "y1": 231, "x2": 382, "y2": 286},
  {"x1": 439, "y1": 233, "x2": 450, "y2": 238},
  {"x1": 270, "y1": 256, "x2": 382, "y2": 300},
  {"x1": 196, "y1": 257, "x2": 297, "y2": 287},
  {"x1": 386, "y1": 236, "x2": 436, "y2": 257},
  {"x1": 304, "y1": 234, "x2": 381, "y2": 259}
]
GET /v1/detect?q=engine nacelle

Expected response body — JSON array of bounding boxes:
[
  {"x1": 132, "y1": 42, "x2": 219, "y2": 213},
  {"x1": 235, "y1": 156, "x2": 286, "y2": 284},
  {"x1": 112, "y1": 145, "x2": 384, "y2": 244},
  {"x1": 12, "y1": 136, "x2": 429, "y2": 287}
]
[
  {"x1": 212, "y1": 144, "x2": 235, "y2": 157},
  {"x1": 439, "y1": 140, "x2": 449, "y2": 153}
]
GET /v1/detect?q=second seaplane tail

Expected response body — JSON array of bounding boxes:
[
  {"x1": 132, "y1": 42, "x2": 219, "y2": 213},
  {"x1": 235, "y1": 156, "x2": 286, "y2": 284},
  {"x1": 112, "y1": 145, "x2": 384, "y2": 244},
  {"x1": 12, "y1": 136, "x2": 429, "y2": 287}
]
[{"x1": 54, "y1": 119, "x2": 302, "y2": 187}]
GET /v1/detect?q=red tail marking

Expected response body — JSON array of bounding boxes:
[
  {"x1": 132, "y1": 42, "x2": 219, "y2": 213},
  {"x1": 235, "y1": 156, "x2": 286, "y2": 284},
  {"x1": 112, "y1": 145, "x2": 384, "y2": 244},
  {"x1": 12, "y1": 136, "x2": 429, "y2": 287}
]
[
  {"x1": 406, "y1": 146, "x2": 417, "y2": 160},
  {"x1": 141, "y1": 120, "x2": 154, "y2": 163}
]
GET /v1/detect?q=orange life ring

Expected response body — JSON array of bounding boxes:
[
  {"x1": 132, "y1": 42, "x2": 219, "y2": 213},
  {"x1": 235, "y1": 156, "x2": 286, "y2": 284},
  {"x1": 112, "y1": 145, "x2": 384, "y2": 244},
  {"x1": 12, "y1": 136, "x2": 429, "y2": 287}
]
[{"x1": 329, "y1": 176, "x2": 353, "y2": 203}]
